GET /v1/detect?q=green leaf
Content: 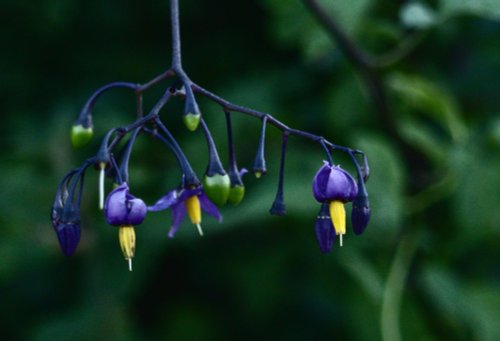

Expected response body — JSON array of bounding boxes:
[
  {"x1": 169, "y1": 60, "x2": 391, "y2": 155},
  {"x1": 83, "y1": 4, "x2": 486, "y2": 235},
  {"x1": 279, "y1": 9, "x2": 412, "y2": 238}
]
[
  {"x1": 467, "y1": 282, "x2": 500, "y2": 340},
  {"x1": 400, "y1": 2, "x2": 438, "y2": 29},
  {"x1": 397, "y1": 117, "x2": 448, "y2": 163},
  {"x1": 388, "y1": 72, "x2": 467, "y2": 143},
  {"x1": 440, "y1": 0, "x2": 500, "y2": 21},
  {"x1": 262, "y1": 0, "x2": 371, "y2": 60}
]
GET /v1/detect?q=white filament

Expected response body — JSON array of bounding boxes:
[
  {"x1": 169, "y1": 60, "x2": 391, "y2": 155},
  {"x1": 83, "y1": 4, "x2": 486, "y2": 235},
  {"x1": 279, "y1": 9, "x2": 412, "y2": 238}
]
[
  {"x1": 196, "y1": 224, "x2": 204, "y2": 237},
  {"x1": 128, "y1": 258, "x2": 133, "y2": 272},
  {"x1": 340, "y1": 234, "x2": 343, "y2": 247},
  {"x1": 99, "y1": 164, "x2": 105, "y2": 210}
]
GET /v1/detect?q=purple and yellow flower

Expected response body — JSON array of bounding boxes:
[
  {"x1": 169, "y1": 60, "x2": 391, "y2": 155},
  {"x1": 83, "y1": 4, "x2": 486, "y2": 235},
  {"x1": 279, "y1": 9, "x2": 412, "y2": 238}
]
[
  {"x1": 312, "y1": 161, "x2": 358, "y2": 246},
  {"x1": 104, "y1": 182, "x2": 147, "y2": 271},
  {"x1": 148, "y1": 186, "x2": 222, "y2": 238}
]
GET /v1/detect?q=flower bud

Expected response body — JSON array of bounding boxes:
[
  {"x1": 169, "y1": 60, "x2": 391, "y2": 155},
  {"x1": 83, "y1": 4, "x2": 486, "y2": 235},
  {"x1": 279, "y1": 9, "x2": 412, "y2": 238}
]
[
  {"x1": 203, "y1": 173, "x2": 231, "y2": 206},
  {"x1": 314, "y1": 203, "x2": 335, "y2": 253},
  {"x1": 51, "y1": 203, "x2": 81, "y2": 256},
  {"x1": 51, "y1": 171, "x2": 83, "y2": 256},
  {"x1": 351, "y1": 194, "x2": 370, "y2": 235},
  {"x1": 70, "y1": 124, "x2": 93, "y2": 148}
]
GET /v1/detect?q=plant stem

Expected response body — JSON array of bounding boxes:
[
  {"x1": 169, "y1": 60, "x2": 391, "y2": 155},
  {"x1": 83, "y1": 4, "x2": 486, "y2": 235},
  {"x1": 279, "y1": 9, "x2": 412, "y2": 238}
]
[{"x1": 170, "y1": 0, "x2": 182, "y2": 71}]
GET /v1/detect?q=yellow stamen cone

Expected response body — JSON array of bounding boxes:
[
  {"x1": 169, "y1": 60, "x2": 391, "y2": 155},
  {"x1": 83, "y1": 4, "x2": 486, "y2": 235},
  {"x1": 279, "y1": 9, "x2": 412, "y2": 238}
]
[
  {"x1": 329, "y1": 200, "x2": 346, "y2": 237},
  {"x1": 119, "y1": 225, "x2": 136, "y2": 271},
  {"x1": 185, "y1": 195, "x2": 201, "y2": 225}
]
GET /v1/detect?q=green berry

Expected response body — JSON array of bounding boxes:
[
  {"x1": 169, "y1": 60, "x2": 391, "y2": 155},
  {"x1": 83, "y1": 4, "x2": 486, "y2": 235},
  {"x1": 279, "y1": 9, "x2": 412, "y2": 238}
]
[
  {"x1": 71, "y1": 124, "x2": 93, "y2": 148},
  {"x1": 183, "y1": 113, "x2": 201, "y2": 131},
  {"x1": 203, "y1": 173, "x2": 230, "y2": 206},
  {"x1": 227, "y1": 185, "x2": 245, "y2": 205}
]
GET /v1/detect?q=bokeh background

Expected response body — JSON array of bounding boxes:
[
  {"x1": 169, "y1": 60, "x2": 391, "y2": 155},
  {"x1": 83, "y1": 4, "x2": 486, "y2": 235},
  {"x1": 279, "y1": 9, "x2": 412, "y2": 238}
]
[{"x1": 2, "y1": 0, "x2": 500, "y2": 340}]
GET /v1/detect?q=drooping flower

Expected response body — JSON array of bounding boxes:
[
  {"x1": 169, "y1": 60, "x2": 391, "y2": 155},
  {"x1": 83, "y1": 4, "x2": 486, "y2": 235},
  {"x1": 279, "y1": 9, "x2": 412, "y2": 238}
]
[
  {"x1": 312, "y1": 161, "x2": 358, "y2": 246},
  {"x1": 104, "y1": 182, "x2": 147, "y2": 271},
  {"x1": 148, "y1": 186, "x2": 222, "y2": 238}
]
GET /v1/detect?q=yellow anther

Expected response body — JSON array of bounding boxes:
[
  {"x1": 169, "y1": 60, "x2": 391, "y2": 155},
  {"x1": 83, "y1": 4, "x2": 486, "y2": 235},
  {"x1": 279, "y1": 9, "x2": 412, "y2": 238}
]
[
  {"x1": 329, "y1": 200, "x2": 346, "y2": 236},
  {"x1": 119, "y1": 225, "x2": 136, "y2": 271},
  {"x1": 185, "y1": 195, "x2": 201, "y2": 225}
]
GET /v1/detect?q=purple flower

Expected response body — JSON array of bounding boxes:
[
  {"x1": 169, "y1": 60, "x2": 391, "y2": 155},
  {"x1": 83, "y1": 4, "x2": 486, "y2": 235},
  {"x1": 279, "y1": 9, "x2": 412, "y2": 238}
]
[
  {"x1": 104, "y1": 183, "x2": 147, "y2": 226},
  {"x1": 312, "y1": 161, "x2": 358, "y2": 203},
  {"x1": 148, "y1": 186, "x2": 222, "y2": 238},
  {"x1": 312, "y1": 162, "x2": 358, "y2": 247}
]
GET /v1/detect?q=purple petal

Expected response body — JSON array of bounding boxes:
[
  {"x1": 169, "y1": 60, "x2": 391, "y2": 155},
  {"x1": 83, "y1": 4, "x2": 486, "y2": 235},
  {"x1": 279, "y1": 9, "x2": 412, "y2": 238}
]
[
  {"x1": 127, "y1": 197, "x2": 147, "y2": 225},
  {"x1": 312, "y1": 162, "x2": 331, "y2": 202},
  {"x1": 168, "y1": 203, "x2": 186, "y2": 238},
  {"x1": 199, "y1": 193, "x2": 222, "y2": 222},
  {"x1": 312, "y1": 162, "x2": 358, "y2": 202},
  {"x1": 148, "y1": 190, "x2": 178, "y2": 212},
  {"x1": 177, "y1": 188, "x2": 202, "y2": 203},
  {"x1": 104, "y1": 183, "x2": 128, "y2": 225},
  {"x1": 325, "y1": 167, "x2": 358, "y2": 201}
]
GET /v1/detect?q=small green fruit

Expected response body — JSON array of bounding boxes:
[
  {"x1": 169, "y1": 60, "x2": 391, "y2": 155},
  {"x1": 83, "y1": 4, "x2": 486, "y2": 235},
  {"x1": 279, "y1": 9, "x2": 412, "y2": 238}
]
[
  {"x1": 203, "y1": 173, "x2": 230, "y2": 206},
  {"x1": 183, "y1": 113, "x2": 201, "y2": 131},
  {"x1": 71, "y1": 124, "x2": 93, "y2": 148},
  {"x1": 227, "y1": 185, "x2": 245, "y2": 205}
]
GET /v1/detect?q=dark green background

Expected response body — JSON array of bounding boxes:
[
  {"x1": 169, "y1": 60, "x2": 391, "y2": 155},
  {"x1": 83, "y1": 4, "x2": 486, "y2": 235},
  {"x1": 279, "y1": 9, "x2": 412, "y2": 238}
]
[{"x1": 1, "y1": 0, "x2": 500, "y2": 340}]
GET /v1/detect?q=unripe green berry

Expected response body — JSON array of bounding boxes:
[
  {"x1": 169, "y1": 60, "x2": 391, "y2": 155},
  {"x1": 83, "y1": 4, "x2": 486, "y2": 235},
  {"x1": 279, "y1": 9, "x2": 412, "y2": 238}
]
[
  {"x1": 183, "y1": 113, "x2": 201, "y2": 131},
  {"x1": 203, "y1": 173, "x2": 230, "y2": 206},
  {"x1": 71, "y1": 124, "x2": 93, "y2": 148},
  {"x1": 227, "y1": 185, "x2": 245, "y2": 205}
]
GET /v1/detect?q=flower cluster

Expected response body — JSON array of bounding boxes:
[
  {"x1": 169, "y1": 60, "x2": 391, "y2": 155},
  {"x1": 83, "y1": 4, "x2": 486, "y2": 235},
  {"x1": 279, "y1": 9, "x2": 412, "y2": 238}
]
[{"x1": 50, "y1": 0, "x2": 371, "y2": 269}]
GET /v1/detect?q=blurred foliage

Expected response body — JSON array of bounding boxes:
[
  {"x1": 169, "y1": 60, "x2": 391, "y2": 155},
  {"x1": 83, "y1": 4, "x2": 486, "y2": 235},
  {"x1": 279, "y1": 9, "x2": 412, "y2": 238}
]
[{"x1": 1, "y1": 0, "x2": 500, "y2": 340}]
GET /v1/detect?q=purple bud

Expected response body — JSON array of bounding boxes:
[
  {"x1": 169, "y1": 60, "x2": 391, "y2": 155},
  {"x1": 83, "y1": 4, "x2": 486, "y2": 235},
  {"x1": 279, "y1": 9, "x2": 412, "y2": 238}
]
[
  {"x1": 51, "y1": 172, "x2": 82, "y2": 256},
  {"x1": 54, "y1": 220, "x2": 81, "y2": 256},
  {"x1": 104, "y1": 183, "x2": 147, "y2": 226},
  {"x1": 312, "y1": 162, "x2": 358, "y2": 203},
  {"x1": 351, "y1": 194, "x2": 370, "y2": 235},
  {"x1": 314, "y1": 203, "x2": 335, "y2": 253},
  {"x1": 52, "y1": 203, "x2": 81, "y2": 256}
]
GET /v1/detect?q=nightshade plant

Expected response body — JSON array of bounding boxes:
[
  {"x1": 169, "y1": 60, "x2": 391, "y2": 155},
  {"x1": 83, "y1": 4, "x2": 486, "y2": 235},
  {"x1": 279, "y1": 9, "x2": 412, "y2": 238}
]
[{"x1": 51, "y1": 0, "x2": 371, "y2": 270}]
